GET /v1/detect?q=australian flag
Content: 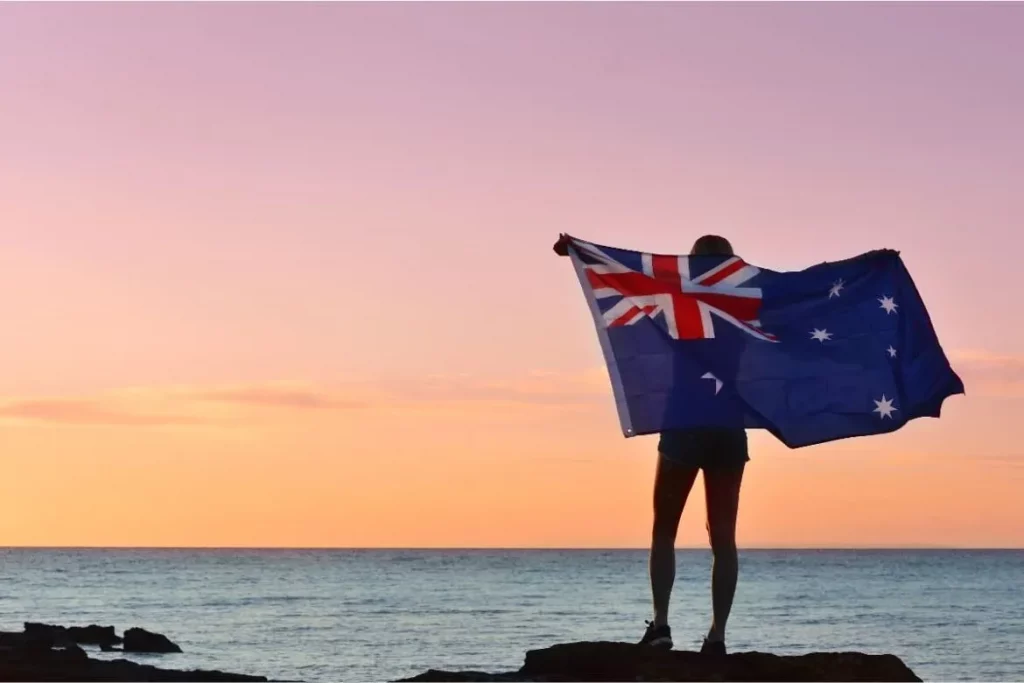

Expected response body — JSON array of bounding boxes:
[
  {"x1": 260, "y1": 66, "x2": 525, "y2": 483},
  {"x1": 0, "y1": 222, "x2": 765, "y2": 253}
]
[{"x1": 566, "y1": 236, "x2": 964, "y2": 448}]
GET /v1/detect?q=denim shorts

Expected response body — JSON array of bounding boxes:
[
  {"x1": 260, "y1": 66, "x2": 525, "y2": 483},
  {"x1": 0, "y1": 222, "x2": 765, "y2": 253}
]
[{"x1": 658, "y1": 428, "x2": 749, "y2": 470}]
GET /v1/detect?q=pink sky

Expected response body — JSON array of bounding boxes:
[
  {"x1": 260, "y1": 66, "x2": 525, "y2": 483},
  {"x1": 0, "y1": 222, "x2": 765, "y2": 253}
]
[{"x1": 1, "y1": 3, "x2": 1022, "y2": 548}]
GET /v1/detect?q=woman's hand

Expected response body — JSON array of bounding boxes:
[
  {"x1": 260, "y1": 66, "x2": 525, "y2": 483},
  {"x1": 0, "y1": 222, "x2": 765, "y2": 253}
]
[{"x1": 553, "y1": 233, "x2": 573, "y2": 256}]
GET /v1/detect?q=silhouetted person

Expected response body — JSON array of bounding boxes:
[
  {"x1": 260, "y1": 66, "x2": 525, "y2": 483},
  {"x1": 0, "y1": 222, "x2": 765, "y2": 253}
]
[{"x1": 554, "y1": 233, "x2": 746, "y2": 656}]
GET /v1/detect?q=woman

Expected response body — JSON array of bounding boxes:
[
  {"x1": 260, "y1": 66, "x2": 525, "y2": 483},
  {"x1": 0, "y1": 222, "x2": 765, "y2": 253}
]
[{"x1": 554, "y1": 233, "x2": 746, "y2": 656}]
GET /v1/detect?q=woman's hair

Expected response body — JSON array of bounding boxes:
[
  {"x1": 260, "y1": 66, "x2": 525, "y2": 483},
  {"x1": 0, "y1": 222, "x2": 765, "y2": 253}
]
[{"x1": 690, "y1": 234, "x2": 734, "y2": 256}]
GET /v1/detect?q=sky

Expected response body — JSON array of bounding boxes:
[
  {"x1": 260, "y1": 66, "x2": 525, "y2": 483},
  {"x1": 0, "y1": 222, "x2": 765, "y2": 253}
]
[{"x1": 1, "y1": 3, "x2": 1022, "y2": 548}]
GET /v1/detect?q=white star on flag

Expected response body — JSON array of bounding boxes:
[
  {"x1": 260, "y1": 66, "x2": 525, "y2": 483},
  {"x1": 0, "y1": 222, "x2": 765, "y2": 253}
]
[
  {"x1": 873, "y1": 394, "x2": 898, "y2": 419},
  {"x1": 887, "y1": 346, "x2": 897, "y2": 358},
  {"x1": 879, "y1": 295, "x2": 898, "y2": 314},
  {"x1": 701, "y1": 372, "x2": 723, "y2": 395},
  {"x1": 810, "y1": 328, "x2": 833, "y2": 342},
  {"x1": 829, "y1": 279, "x2": 844, "y2": 298}
]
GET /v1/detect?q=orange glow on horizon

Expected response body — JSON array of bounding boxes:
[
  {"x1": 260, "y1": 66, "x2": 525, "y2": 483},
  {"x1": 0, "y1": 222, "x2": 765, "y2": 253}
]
[{"x1": 1, "y1": 374, "x2": 1020, "y2": 549}]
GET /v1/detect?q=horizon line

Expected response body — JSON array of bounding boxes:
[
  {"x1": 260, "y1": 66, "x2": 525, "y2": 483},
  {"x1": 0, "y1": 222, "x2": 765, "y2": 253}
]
[{"x1": 2, "y1": 545, "x2": 1022, "y2": 551}]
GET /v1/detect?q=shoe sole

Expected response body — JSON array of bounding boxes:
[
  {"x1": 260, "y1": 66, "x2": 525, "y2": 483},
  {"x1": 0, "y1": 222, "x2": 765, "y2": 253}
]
[{"x1": 646, "y1": 636, "x2": 673, "y2": 648}]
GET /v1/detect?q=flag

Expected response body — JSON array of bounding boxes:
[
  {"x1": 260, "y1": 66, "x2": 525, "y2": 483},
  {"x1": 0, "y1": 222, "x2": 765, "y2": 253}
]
[{"x1": 565, "y1": 236, "x2": 964, "y2": 448}]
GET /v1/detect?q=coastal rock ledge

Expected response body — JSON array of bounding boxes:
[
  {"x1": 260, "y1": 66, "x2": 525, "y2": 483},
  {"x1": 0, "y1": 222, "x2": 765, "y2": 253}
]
[
  {"x1": 1, "y1": 624, "x2": 265, "y2": 682},
  {"x1": 397, "y1": 641, "x2": 922, "y2": 682}
]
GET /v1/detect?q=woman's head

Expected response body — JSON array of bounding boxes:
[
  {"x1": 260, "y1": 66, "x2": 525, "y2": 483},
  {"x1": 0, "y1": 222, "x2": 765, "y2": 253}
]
[{"x1": 690, "y1": 234, "x2": 734, "y2": 256}]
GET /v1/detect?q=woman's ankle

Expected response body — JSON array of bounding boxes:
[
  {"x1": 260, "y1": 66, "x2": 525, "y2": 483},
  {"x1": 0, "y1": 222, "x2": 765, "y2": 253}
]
[{"x1": 705, "y1": 627, "x2": 725, "y2": 643}]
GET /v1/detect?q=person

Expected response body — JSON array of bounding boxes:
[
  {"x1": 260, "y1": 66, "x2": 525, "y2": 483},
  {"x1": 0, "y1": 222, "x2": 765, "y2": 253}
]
[{"x1": 553, "y1": 233, "x2": 747, "y2": 657}]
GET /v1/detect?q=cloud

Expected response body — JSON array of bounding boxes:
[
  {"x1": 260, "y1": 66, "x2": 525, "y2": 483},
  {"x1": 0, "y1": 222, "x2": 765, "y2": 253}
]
[
  {"x1": 0, "y1": 399, "x2": 202, "y2": 427},
  {"x1": 949, "y1": 349, "x2": 1024, "y2": 396},
  {"x1": 0, "y1": 369, "x2": 612, "y2": 428},
  {"x1": 950, "y1": 349, "x2": 1024, "y2": 371},
  {"x1": 381, "y1": 368, "x2": 611, "y2": 407},
  {"x1": 193, "y1": 387, "x2": 364, "y2": 410},
  {"x1": 966, "y1": 454, "x2": 1024, "y2": 467}
]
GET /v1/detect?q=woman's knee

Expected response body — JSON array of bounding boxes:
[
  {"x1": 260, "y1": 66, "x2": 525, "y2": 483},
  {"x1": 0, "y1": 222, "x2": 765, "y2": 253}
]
[
  {"x1": 653, "y1": 512, "x2": 681, "y2": 541},
  {"x1": 706, "y1": 520, "x2": 737, "y2": 556}
]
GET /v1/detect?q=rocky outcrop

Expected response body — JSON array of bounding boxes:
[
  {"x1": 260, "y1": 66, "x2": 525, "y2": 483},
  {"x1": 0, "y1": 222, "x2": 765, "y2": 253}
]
[
  {"x1": 12, "y1": 624, "x2": 179, "y2": 654},
  {"x1": 123, "y1": 628, "x2": 182, "y2": 654},
  {"x1": 0, "y1": 625, "x2": 264, "y2": 682},
  {"x1": 397, "y1": 641, "x2": 922, "y2": 682},
  {"x1": 23, "y1": 624, "x2": 121, "y2": 649}
]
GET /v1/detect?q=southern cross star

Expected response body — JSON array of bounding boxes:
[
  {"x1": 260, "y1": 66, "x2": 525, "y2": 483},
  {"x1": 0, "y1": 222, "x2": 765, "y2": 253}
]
[
  {"x1": 887, "y1": 345, "x2": 897, "y2": 358},
  {"x1": 701, "y1": 372, "x2": 723, "y2": 395},
  {"x1": 829, "y1": 279, "x2": 844, "y2": 298},
  {"x1": 810, "y1": 328, "x2": 833, "y2": 342},
  {"x1": 873, "y1": 394, "x2": 898, "y2": 419},
  {"x1": 879, "y1": 295, "x2": 898, "y2": 315}
]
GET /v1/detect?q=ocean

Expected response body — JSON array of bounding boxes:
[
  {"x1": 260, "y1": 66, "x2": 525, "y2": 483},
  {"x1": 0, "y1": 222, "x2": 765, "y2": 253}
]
[{"x1": 0, "y1": 549, "x2": 1021, "y2": 682}]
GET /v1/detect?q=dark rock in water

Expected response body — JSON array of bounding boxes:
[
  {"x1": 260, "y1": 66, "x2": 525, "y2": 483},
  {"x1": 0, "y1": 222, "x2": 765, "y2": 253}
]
[
  {"x1": 100, "y1": 643, "x2": 121, "y2": 652},
  {"x1": 396, "y1": 641, "x2": 922, "y2": 682},
  {"x1": 0, "y1": 636, "x2": 265, "y2": 682},
  {"x1": 0, "y1": 629, "x2": 59, "y2": 652},
  {"x1": 71, "y1": 626, "x2": 121, "y2": 648},
  {"x1": 122, "y1": 628, "x2": 182, "y2": 654},
  {"x1": 0, "y1": 633, "x2": 34, "y2": 650},
  {"x1": 23, "y1": 623, "x2": 121, "y2": 648}
]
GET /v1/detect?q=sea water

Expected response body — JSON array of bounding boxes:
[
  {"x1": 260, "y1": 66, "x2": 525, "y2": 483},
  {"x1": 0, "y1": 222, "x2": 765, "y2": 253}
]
[{"x1": 1, "y1": 549, "x2": 1021, "y2": 681}]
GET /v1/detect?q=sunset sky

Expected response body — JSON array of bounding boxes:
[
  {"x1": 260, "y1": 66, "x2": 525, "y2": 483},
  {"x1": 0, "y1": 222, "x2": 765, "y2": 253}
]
[{"x1": 2, "y1": 3, "x2": 1022, "y2": 548}]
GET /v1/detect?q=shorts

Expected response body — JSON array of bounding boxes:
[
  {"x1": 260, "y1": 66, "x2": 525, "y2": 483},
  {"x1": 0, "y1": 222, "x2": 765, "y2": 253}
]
[{"x1": 658, "y1": 427, "x2": 749, "y2": 470}]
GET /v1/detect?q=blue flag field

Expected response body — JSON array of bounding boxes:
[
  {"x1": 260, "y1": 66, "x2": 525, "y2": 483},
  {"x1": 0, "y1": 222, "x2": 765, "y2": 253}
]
[{"x1": 566, "y1": 236, "x2": 964, "y2": 448}]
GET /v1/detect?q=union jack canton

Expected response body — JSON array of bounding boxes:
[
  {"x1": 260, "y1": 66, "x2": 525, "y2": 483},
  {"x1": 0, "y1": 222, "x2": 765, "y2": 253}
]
[{"x1": 573, "y1": 238, "x2": 776, "y2": 342}]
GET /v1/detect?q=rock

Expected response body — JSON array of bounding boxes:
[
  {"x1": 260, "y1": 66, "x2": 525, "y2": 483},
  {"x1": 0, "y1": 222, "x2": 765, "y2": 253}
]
[
  {"x1": 23, "y1": 624, "x2": 121, "y2": 648},
  {"x1": 70, "y1": 626, "x2": 121, "y2": 648},
  {"x1": 1, "y1": 629, "x2": 56, "y2": 652},
  {"x1": 0, "y1": 633, "x2": 29, "y2": 650},
  {"x1": 122, "y1": 629, "x2": 182, "y2": 654},
  {"x1": 398, "y1": 672, "x2": 527, "y2": 682},
  {"x1": 0, "y1": 637, "x2": 265, "y2": 682},
  {"x1": 396, "y1": 641, "x2": 922, "y2": 682},
  {"x1": 100, "y1": 643, "x2": 121, "y2": 652}
]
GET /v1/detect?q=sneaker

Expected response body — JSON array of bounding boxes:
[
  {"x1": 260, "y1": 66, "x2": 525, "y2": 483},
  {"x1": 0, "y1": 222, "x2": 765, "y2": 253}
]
[
  {"x1": 700, "y1": 638, "x2": 726, "y2": 657},
  {"x1": 638, "y1": 621, "x2": 673, "y2": 648}
]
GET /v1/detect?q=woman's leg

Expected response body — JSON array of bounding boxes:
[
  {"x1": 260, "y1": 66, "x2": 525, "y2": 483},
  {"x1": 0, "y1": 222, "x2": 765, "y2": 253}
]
[
  {"x1": 703, "y1": 464, "x2": 745, "y2": 643},
  {"x1": 650, "y1": 454, "x2": 700, "y2": 627}
]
